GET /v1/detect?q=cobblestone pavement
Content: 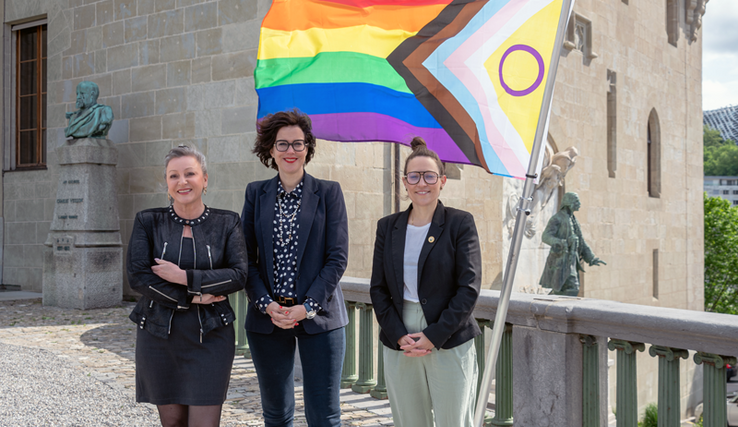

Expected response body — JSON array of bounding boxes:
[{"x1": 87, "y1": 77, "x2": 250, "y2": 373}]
[{"x1": 0, "y1": 299, "x2": 393, "y2": 426}]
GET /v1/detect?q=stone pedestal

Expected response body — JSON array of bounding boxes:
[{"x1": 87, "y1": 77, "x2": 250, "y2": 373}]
[
  {"x1": 513, "y1": 326, "x2": 583, "y2": 426},
  {"x1": 43, "y1": 138, "x2": 122, "y2": 309}
]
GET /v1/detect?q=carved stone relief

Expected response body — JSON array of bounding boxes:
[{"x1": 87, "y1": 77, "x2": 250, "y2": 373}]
[
  {"x1": 686, "y1": 0, "x2": 708, "y2": 43},
  {"x1": 500, "y1": 136, "x2": 580, "y2": 294}
]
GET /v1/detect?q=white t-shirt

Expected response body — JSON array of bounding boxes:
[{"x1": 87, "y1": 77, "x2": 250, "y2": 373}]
[{"x1": 403, "y1": 223, "x2": 431, "y2": 303}]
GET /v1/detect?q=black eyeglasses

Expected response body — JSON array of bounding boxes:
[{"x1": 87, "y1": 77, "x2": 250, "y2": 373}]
[
  {"x1": 404, "y1": 171, "x2": 441, "y2": 185},
  {"x1": 275, "y1": 140, "x2": 308, "y2": 152}
]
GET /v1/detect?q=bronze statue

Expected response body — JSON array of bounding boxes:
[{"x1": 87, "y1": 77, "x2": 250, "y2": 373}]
[
  {"x1": 65, "y1": 81, "x2": 114, "y2": 139},
  {"x1": 540, "y1": 192, "x2": 605, "y2": 296}
]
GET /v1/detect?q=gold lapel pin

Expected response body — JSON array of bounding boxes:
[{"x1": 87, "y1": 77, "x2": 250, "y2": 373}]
[{"x1": 428, "y1": 236, "x2": 435, "y2": 243}]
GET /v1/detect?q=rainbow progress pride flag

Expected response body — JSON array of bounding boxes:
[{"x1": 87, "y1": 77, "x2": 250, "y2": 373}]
[{"x1": 255, "y1": 0, "x2": 573, "y2": 178}]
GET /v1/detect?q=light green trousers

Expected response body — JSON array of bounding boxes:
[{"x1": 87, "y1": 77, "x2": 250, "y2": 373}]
[{"x1": 383, "y1": 302, "x2": 478, "y2": 427}]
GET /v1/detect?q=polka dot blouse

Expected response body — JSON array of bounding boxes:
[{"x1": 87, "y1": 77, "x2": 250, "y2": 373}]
[{"x1": 256, "y1": 180, "x2": 321, "y2": 315}]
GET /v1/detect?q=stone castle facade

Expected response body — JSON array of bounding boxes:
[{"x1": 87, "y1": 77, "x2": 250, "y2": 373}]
[{"x1": 0, "y1": 0, "x2": 707, "y2": 419}]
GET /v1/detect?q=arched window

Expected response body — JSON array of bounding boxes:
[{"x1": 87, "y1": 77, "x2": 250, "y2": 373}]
[{"x1": 647, "y1": 109, "x2": 661, "y2": 198}]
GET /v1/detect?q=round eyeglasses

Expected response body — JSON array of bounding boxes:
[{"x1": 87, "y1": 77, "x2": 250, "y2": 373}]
[
  {"x1": 404, "y1": 171, "x2": 440, "y2": 185},
  {"x1": 275, "y1": 140, "x2": 308, "y2": 152}
]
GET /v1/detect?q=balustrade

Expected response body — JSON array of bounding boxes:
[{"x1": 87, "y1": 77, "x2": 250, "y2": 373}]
[{"x1": 232, "y1": 277, "x2": 738, "y2": 426}]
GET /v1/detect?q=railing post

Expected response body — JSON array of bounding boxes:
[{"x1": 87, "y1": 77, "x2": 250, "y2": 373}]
[
  {"x1": 474, "y1": 319, "x2": 490, "y2": 398},
  {"x1": 607, "y1": 339, "x2": 645, "y2": 427},
  {"x1": 232, "y1": 290, "x2": 250, "y2": 357},
  {"x1": 648, "y1": 345, "x2": 688, "y2": 427},
  {"x1": 341, "y1": 302, "x2": 358, "y2": 388},
  {"x1": 580, "y1": 335, "x2": 599, "y2": 427},
  {"x1": 352, "y1": 302, "x2": 376, "y2": 393},
  {"x1": 694, "y1": 353, "x2": 736, "y2": 427},
  {"x1": 370, "y1": 329, "x2": 388, "y2": 399},
  {"x1": 490, "y1": 323, "x2": 513, "y2": 426}
]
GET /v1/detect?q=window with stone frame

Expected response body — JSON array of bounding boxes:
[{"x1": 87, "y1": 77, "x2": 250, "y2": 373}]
[
  {"x1": 607, "y1": 70, "x2": 617, "y2": 178},
  {"x1": 647, "y1": 109, "x2": 661, "y2": 198},
  {"x1": 652, "y1": 249, "x2": 659, "y2": 299},
  {"x1": 15, "y1": 23, "x2": 47, "y2": 169},
  {"x1": 563, "y1": 13, "x2": 598, "y2": 62},
  {"x1": 666, "y1": 0, "x2": 679, "y2": 46}
]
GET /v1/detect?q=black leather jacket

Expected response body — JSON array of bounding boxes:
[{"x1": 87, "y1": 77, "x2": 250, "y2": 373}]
[{"x1": 127, "y1": 206, "x2": 248, "y2": 340}]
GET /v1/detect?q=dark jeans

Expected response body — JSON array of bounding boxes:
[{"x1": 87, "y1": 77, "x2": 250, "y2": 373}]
[{"x1": 247, "y1": 325, "x2": 345, "y2": 427}]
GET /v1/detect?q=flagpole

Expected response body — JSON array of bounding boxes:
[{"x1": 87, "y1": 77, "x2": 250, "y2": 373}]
[{"x1": 473, "y1": 1, "x2": 575, "y2": 425}]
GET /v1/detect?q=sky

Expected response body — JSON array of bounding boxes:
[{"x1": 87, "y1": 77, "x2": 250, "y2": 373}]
[{"x1": 702, "y1": 0, "x2": 738, "y2": 111}]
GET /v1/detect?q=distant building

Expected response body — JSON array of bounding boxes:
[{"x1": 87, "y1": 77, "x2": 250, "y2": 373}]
[
  {"x1": 704, "y1": 176, "x2": 738, "y2": 205},
  {"x1": 704, "y1": 105, "x2": 738, "y2": 142}
]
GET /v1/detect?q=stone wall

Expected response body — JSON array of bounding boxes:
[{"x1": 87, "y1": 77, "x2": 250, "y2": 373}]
[
  {"x1": 0, "y1": 0, "x2": 703, "y2": 308},
  {"x1": 0, "y1": 0, "x2": 507, "y2": 293}
]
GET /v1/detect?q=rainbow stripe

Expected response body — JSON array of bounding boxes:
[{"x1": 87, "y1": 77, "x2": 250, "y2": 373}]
[
  {"x1": 256, "y1": 0, "x2": 573, "y2": 177},
  {"x1": 255, "y1": 0, "x2": 471, "y2": 164}
]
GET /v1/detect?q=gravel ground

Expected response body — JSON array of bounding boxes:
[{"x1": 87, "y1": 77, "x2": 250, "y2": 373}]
[{"x1": 0, "y1": 342, "x2": 160, "y2": 427}]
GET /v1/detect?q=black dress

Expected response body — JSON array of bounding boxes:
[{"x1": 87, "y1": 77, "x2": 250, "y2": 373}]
[{"x1": 135, "y1": 237, "x2": 235, "y2": 406}]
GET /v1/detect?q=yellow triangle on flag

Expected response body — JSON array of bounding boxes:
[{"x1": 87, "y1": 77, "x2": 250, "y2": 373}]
[{"x1": 484, "y1": 0, "x2": 564, "y2": 153}]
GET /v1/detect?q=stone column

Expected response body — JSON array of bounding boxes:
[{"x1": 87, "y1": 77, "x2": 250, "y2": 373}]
[
  {"x1": 352, "y1": 302, "x2": 376, "y2": 393},
  {"x1": 490, "y1": 323, "x2": 513, "y2": 426},
  {"x1": 341, "y1": 302, "x2": 358, "y2": 388},
  {"x1": 608, "y1": 339, "x2": 645, "y2": 427},
  {"x1": 513, "y1": 326, "x2": 583, "y2": 426},
  {"x1": 370, "y1": 332, "x2": 388, "y2": 399},
  {"x1": 580, "y1": 335, "x2": 600, "y2": 427},
  {"x1": 43, "y1": 138, "x2": 122, "y2": 309},
  {"x1": 694, "y1": 352, "x2": 736, "y2": 427},
  {"x1": 649, "y1": 345, "x2": 688, "y2": 427},
  {"x1": 233, "y1": 290, "x2": 250, "y2": 357}
]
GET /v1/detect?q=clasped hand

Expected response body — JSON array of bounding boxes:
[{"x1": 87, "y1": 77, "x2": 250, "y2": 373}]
[
  {"x1": 266, "y1": 302, "x2": 307, "y2": 329},
  {"x1": 398, "y1": 332, "x2": 434, "y2": 357},
  {"x1": 151, "y1": 258, "x2": 224, "y2": 305}
]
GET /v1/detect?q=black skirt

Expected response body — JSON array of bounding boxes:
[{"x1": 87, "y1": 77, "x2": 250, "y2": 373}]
[
  {"x1": 135, "y1": 237, "x2": 235, "y2": 406},
  {"x1": 135, "y1": 305, "x2": 235, "y2": 405}
]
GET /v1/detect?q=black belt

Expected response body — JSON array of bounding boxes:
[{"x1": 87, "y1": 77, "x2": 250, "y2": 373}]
[{"x1": 276, "y1": 296, "x2": 298, "y2": 307}]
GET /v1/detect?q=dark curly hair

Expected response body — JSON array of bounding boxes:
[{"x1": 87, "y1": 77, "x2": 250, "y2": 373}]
[
  {"x1": 404, "y1": 136, "x2": 445, "y2": 176},
  {"x1": 253, "y1": 109, "x2": 316, "y2": 171}
]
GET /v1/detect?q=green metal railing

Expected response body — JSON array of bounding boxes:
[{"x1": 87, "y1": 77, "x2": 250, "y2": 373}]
[{"x1": 233, "y1": 279, "x2": 738, "y2": 426}]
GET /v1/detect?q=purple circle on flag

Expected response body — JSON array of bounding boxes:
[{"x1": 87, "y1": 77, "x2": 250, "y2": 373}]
[{"x1": 499, "y1": 44, "x2": 545, "y2": 97}]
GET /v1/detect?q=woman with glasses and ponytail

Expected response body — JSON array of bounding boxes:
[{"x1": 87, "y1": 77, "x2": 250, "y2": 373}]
[
  {"x1": 241, "y1": 109, "x2": 349, "y2": 426},
  {"x1": 370, "y1": 137, "x2": 482, "y2": 427}
]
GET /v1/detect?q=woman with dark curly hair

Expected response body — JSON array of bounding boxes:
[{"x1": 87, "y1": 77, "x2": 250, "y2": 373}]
[{"x1": 241, "y1": 110, "x2": 349, "y2": 427}]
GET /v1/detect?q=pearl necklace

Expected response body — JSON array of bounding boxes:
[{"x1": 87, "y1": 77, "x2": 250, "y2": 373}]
[
  {"x1": 169, "y1": 205, "x2": 210, "y2": 226},
  {"x1": 278, "y1": 196, "x2": 300, "y2": 244}
]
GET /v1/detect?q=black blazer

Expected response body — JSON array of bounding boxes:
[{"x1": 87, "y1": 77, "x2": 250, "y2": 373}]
[
  {"x1": 127, "y1": 207, "x2": 248, "y2": 339},
  {"x1": 241, "y1": 173, "x2": 349, "y2": 334},
  {"x1": 370, "y1": 201, "x2": 482, "y2": 350}
]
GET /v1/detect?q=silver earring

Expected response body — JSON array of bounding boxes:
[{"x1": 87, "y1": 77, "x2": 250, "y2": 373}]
[
  {"x1": 167, "y1": 194, "x2": 174, "y2": 205},
  {"x1": 203, "y1": 187, "x2": 208, "y2": 195}
]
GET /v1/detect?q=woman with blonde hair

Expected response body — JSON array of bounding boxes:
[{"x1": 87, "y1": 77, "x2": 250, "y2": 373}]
[{"x1": 128, "y1": 145, "x2": 248, "y2": 427}]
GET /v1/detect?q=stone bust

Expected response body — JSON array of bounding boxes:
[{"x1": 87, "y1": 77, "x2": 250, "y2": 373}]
[{"x1": 65, "y1": 81, "x2": 114, "y2": 139}]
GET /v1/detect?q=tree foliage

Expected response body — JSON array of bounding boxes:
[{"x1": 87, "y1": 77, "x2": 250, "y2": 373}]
[
  {"x1": 704, "y1": 193, "x2": 738, "y2": 315},
  {"x1": 703, "y1": 125, "x2": 738, "y2": 176}
]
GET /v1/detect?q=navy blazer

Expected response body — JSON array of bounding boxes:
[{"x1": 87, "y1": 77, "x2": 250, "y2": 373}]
[
  {"x1": 370, "y1": 201, "x2": 482, "y2": 350},
  {"x1": 241, "y1": 173, "x2": 349, "y2": 334}
]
